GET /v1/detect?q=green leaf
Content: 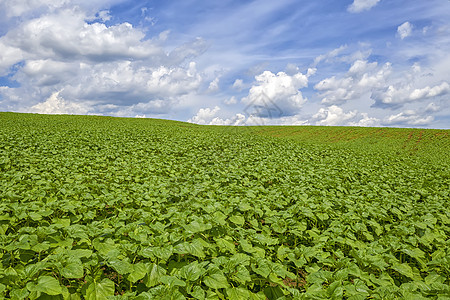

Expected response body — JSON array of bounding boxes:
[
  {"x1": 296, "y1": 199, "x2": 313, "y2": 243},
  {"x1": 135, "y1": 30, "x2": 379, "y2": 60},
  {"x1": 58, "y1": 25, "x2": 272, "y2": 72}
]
[
  {"x1": 203, "y1": 272, "x2": 230, "y2": 289},
  {"x1": 392, "y1": 263, "x2": 414, "y2": 279},
  {"x1": 232, "y1": 265, "x2": 252, "y2": 284},
  {"x1": 183, "y1": 220, "x2": 212, "y2": 234},
  {"x1": 160, "y1": 275, "x2": 186, "y2": 287},
  {"x1": 108, "y1": 259, "x2": 132, "y2": 275},
  {"x1": 229, "y1": 215, "x2": 245, "y2": 226},
  {"x1": 144, "y1": 263, "x2": 167, "y2": 287},
  {"x1": 85, "y1": 278, "x2": 115, "y2": 300},
  {"x1": 263, "y1": 286, "x2": 285, "y2": 300},
  {"x1": 36, "y1": 276, "x2": 62, "y2": 296},
  {"x1": 174, "y1": 239, "x2": 205, "y2": 258},
  {"x1": 190, "y1": 286, "x2": 206, "y2": 300},
  {"x1": 212, "y1": 211, "x2": 227, "y2": 226},
  {"x1": 10, "y1": 287, "x2": 30, "y2": 299},
  {"x1": 215, "y1": 237, "x2": 236, "y2": 254},
  {"x1": 252, "y1": 258, "x2": 271, "y2": 278},
  {"x1": 61, "y1": 261, "x2": 84, "y2": 279},
  {"x1": 128, "y1": 263, "x2": 148, "y2": 283},
  {"x1": 179, "y1": 261, "x2": 206, "y2": 282},
  {"x1": 226, "y1": 287, "x2": 250, "y2": 299}
]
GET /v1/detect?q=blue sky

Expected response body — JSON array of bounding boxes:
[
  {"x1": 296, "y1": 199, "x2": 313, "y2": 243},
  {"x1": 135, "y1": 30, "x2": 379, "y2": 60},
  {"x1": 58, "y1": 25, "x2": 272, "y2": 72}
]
[{"x1": 0, "y1": 0, "x2": 449, "y2": 128}]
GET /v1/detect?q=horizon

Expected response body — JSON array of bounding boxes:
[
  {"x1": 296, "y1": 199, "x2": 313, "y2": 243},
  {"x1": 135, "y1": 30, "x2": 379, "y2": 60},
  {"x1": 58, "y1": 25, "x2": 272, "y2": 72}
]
[{"x1": 0, "y1": 0, "x2": 449, "y2": 129}]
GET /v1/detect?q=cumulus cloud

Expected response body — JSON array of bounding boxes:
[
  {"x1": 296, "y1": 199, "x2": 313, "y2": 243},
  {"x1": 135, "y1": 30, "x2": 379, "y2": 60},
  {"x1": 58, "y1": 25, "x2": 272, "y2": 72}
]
[
  {"x1": 187, "y1": 106, "x2": 221, "y2": 125},
  {"x1": 348, "y1": 0, "x2": 381, "y2": 13},
  {"x1": 188, "y1": 106, "x2": 247, "y2": 126},
  {"x1": 397, "y1": 22, "x2": 413, "y2": 39},
  {"x1": 0, "y1": 9, "x2": 164, "y2": 63},
  {"x1": 372, "y1": 81, "x2": 449, "y2": 109},
  {"x1": 349, "y1": 113, "x2": 380, "y2": 127},
  {"x1": 29, "y1": 91, "x2": 90, "y2": 114},
  {"x1": 242, "y1": 69, "x2": 312, "y2": 117},
  {"x1": 208, "y1": 77, "x2": 220, "y2": 92},
  {"x1": 188, "y1": 106, "x2": 309, "y2": 126},
  {"x1": 383, "y1": 110, "x2": 434, "y2": 126},
  {"x1": 232, "y1": 79, "x2": 244, "y2": 91},
  {"x1": 314, "y1": 59, "x2": 392, "y2": 104},
  {"x1": 224, "y1": 96, "x2": 238, "y2": 105},
  {"x1": 210, "y1": 114, "x2": 246, "y2": 126},
  {"x1": 0, "y1": 6, "x2": 207, "y2": 115},
  {"x1": 311, "y1": 105, "x2": 357, "y2": 126}
]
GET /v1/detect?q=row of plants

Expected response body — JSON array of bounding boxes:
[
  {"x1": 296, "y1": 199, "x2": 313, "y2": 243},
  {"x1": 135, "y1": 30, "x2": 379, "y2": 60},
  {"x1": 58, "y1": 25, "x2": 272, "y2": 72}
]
[{"x1": 0, "y1": 112, "x2": 449, "y2": 299}]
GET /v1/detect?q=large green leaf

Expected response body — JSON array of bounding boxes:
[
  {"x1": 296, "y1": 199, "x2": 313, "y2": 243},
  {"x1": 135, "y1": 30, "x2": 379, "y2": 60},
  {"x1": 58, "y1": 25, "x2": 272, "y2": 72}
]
[
  {"x1": 36, "y1": 276, "x2": 62, "y2": 296},
  {"x1": 392, "y1": 263, "x2": 414, "y2": 279},
  {"x1": 85, "y1": 278, "x2": 115, "y2": 300},
  {"x1": 179, "y1": 261, "x2": 206, "y2": 282},
  {"x1": 128, "y1": 263, "x2": 148, "y2": 283},
  {"x1": 203, "y1": 272, "x2": 230, "y2": 289},
  {"x1": 226, "y1": 287, "x2": 250, "y2": 299},
  {"x1": 144, "y1": 263, "x2": 167, "y2": 287}
]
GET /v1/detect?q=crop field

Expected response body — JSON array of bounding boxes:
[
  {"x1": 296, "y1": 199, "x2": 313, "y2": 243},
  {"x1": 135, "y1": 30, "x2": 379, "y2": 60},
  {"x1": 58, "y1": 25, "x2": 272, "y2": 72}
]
[{"x1": 0, "y1": 112, "x2": 449, "y2": 299}]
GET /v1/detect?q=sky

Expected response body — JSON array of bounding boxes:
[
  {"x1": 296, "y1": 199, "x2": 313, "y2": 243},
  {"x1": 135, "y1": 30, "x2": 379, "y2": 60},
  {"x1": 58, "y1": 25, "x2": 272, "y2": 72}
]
[{"x1": 0, "y1": 0, "x2": 449, "y2": 128}]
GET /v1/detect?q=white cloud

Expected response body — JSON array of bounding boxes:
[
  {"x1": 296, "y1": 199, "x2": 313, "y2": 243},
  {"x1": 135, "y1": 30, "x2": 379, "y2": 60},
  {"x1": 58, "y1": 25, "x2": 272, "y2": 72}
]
[
  {"x1": 372, "y1": 81, "x2": 449, "y2": 108},
  {"x1": 349, "y1": 113, "x2": 380, "y2": 127},
  {"x1": 0, "y1": 6, "x2": 207, "y2": 115},
  {"x1": 210, "y1": 114, "x2": 246, "y2": 126},
  {"x1": 0, "y1": 0, "x2": 69, "y2": 18},
  {"x1": 188, "y1": 106, "x2": 221, "y2": 125},
  {"x1": 409, "y1": 82, "x2": 449, "y2": 100},
  {"x1": 188, "y1": 106, "x2": 247, "y2": 126},
  {"x1": 397, "y1": 22, "x2": 413, "y2": 39},
  {"x1": 313, "y1": 45, "x2": 347, "y2": 66},
  {"x1": 232, "y1": 79, "x2": 244, "y2": 91},
  {"x1": 383, "y1": 110, "x2": 434, "y2": 126},
  {"x1": 311, "y1": 105, "x2": 357, "y2": 126},
  {"x1": 242, "y1": 69, "x2": 311, "y2": 116},
  {"x1": 208, "y1": 77, "x2": 220, "y2": 92},
  {"x1": 315, "y1": 59, "x2": 392, "y2": 104},
  {"x1": 348, "y1": 0, "x2": 381, "y2": 13},
  {"x1": 97, "y1": 10, "x2": 111, "y2": 22},
  {"x1": 224, "y1": 96, "x2": 238, "y2": 105},
  {"x1": 29, "y1": 91, "x2": 90, "y2": 114},
  {"x1": 424, "y1": 102, "x2": 440, "y2": 113}
]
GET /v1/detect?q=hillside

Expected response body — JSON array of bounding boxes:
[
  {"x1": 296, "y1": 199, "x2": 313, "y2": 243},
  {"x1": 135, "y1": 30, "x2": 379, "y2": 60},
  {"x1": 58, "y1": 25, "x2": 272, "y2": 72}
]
[{"x1": 0, "y1": 112, "x2": 449, "y2": 299}]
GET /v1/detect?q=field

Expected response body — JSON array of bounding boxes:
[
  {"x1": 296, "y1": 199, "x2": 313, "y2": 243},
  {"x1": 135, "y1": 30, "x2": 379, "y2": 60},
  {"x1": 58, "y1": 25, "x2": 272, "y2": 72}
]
[{"x1": 0, "y1": 112, "x2": 449, "y2": 299}]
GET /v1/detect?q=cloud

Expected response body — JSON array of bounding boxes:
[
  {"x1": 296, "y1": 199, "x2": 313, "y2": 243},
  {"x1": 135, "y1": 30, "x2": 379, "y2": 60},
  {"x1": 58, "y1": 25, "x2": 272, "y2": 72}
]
[
  {"x1": 208, "y1": 77, "x2": 220, "y2": 92},
  {"x1": 242, "y1": 69, "x2": 312, "y2": 117},
  {"x1": 29, "y1": 91, "x2": 90, "y2": 114},
  {"x1": 232, "y1": 79, "x2": 244, "y2": 91},
  {"x1": 349, "y1": 113, "x2": 380, "y2": 127},
  {"x1": 372, "y1": 81, "x2": 450, "y2": 109},
  {"x1": 314, "y1": 59, "x2": 392, "y2": 104},
  {"x1": 0, "y1": 7, "x2": 207, "y2": 115},
  {"x1": 311, "y1": 105, "x2": 357, "y2": 126},
  {"x1": 383, "y1": 110, "x2": 434, "y2": 126},
  {"x1": 397, "y1": 22, "x2": 413, "y2": 39},
  {"x1": 188, "y1": 106, "x2": 247, "y2": 126},
  {"x1": 210, "y1": 114, "x2": 246, "y2": 126},
  {"x1": 224, "y1": 96, "x2": 238, "y2": 105},
  {"x1": 348, "y1": 0, "x2": 381, "y2": 13},
  {"x1": 424, "y1": 102, "x2": 440, "y2": 113},
  {"x1": 1, "y1": 9, "x2": 165, "y2": 63},
  {"x1": 313, "y1": 45, "x2": 347, "y2": 66},
  {"x1": 187, "y1": 106, "x2": 221, "y2": 125},
  {"x1": 188, "y1": 106, "x2": 309, "y2": 126}
]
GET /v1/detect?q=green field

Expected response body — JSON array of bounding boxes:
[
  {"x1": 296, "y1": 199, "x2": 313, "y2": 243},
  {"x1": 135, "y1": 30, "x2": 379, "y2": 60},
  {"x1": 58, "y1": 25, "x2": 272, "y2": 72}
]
[{"x1": 0, "y1": 112, "x2": 449, "y2": 299}]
